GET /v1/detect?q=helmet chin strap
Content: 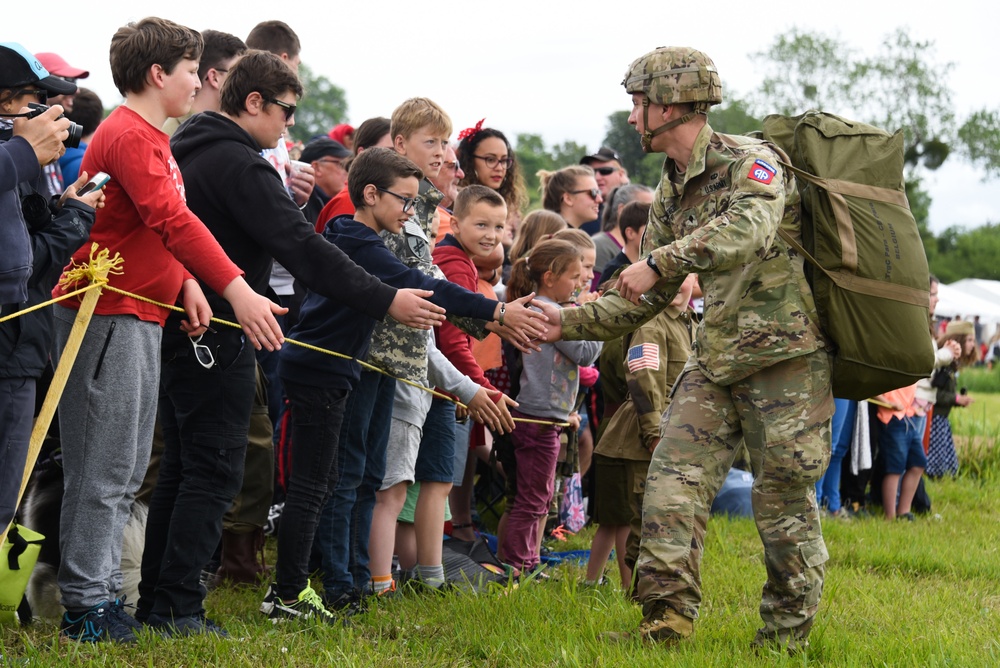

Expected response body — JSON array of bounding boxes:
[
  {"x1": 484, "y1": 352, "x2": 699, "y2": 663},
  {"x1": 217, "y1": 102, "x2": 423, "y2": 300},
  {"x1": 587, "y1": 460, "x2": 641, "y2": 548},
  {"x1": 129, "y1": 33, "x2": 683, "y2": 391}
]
[{"x1": 639, "y1": 98, "x2": 699, "y2": 152}]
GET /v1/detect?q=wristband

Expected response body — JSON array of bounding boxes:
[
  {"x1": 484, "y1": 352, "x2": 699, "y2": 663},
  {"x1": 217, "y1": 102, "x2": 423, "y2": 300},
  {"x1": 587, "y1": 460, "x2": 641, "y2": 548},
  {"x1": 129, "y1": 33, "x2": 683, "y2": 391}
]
[
  {"x1": 646, "y1": 254, "x2": 663, "y2": 277},
  {"x1": 498, "y1": 302, "x2": 506, "y2": 326}
]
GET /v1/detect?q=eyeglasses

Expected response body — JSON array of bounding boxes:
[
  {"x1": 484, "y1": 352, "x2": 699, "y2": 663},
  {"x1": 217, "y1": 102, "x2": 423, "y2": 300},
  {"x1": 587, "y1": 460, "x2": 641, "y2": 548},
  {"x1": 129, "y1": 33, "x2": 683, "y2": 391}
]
[
  {"x1": 474, "y1": 154, "x2": 514, "y2": 170},
  {"x1": 316, "y1": 158, "x2": 344, "y2": 168},
  {"x1": 442, "y1": 159, "x2": 461, "y2": 172},
  {"x1": 376, "y1": 186, "x2": 416, "y2": 214},
  {"x1": 265, "y1": 97, "x2": 297, "y2": 121},
  {"x1": 594, "y1": 166, "x2": 620, "y2": 176},
  {"x1": 189, "y1": 334, "x2": 215, "y2": 369},
  {"x1": 12, "y1": 89, "x2": 47, "y2": 104},
  {"x1": 570, "y1": 188, "x2": 601, "y2": 200}
]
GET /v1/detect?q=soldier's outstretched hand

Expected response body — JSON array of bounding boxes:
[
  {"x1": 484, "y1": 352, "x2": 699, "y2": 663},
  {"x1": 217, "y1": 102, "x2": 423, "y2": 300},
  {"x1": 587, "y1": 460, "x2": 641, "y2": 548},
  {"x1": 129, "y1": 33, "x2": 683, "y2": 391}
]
[
  {"x1": 616, "y1": 258, "x2": 660, "y2": 305},
  {"x1": 532, "y1": 300, "x2": 563, "y2": 342}
]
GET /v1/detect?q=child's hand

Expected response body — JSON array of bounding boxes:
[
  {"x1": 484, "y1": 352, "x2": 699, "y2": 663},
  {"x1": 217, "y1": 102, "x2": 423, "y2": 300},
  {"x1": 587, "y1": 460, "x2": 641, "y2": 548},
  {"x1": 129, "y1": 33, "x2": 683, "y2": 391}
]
[
  {"x1": 576, "y1": 290, "x2": 599, "y2": 304},
  {"x1": 179, "y1": 279, "x2": 212, "y2": 336},
  {"x1": 567, "y1": 412, "x2": 581, "y2": 431},
  {"x1": 943, "y1": 339, "x2": 962, "y2": 360},
  {"x1": 956, "y1": 393, "x2": 974, "y2": 407},
  {"x1": 497, "y1": 293, "x2": 548, "y2": 338},
  {"x1": 222, "y1": 277, "x2": 287, "y2": 351},
  {"x1": 388, "y1": 288, "x2": 446, "y2": 330},
  {"x1": 466, "y1": 388, "x2": 517, "y2": 434}
]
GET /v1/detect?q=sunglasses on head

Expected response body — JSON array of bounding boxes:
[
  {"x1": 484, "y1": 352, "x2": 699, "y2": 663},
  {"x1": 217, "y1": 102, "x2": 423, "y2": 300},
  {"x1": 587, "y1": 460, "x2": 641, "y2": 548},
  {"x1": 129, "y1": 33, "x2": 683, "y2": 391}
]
[{"x1": 594, "y1": 166, "x2": 619, "y2": 176}]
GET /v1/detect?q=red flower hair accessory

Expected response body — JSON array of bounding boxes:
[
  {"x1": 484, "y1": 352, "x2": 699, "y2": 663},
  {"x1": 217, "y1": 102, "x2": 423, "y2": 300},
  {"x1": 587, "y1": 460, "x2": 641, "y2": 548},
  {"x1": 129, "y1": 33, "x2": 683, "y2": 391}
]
[{"x1": 458, "y1": 118, "x2": 485, "y2": 141}]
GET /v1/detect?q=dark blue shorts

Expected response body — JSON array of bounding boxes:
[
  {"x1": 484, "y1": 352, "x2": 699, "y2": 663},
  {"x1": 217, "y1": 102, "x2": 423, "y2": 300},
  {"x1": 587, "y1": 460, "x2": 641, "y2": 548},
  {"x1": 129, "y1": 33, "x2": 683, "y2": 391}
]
[
  {"x1": 880, "y1": 415, "x2": 927, "y2": 474},
  {"x1": 413, "y1": 397, "x2": 457, "y2": 483}
]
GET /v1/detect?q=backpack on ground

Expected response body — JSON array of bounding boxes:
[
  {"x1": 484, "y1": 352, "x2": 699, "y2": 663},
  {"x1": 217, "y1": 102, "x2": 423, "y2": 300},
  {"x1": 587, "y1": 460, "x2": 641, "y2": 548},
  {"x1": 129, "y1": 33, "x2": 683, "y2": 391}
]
[{"x1": 761, "y1": 111, "x2": 935, "y2": 400}]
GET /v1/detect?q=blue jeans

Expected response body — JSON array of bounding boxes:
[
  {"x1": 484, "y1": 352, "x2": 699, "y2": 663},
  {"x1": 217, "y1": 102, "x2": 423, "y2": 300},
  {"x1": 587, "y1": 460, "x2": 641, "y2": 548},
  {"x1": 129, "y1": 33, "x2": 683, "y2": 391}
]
[
  {"x1": 139, "y1": 328, "x2": 255, "y2": 618},
  {"x1": 274, "y1": 379, "x2": 350, "y2": 600},
  {"x1": 314, "y1": 370, "x2": 395, "y2": 596},
  {"x1": 816, "y1": 398, "x2": 856, "y2": 513}
]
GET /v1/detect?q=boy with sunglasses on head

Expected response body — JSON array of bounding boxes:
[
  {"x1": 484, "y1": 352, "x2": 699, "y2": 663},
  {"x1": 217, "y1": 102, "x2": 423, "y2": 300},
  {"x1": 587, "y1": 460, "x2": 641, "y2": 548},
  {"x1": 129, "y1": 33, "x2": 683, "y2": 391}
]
[{"x1": 268, "y1": 147, "x2": 542, "y2": 620}]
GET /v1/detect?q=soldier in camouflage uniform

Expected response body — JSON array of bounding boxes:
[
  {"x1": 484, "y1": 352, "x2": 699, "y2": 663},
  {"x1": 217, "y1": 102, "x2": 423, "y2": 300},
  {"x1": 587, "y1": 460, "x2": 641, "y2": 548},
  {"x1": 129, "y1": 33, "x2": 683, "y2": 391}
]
[{"x1": 549, "y1": 47, "x2": 833, "y2": 652}]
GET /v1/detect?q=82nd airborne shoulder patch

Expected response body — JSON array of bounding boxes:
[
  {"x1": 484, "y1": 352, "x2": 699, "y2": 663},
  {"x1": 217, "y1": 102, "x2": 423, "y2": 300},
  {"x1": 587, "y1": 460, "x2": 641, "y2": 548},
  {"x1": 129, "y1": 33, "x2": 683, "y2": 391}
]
[{"x1": 747, "y1": 159, "x2": 776, "y2": 185}]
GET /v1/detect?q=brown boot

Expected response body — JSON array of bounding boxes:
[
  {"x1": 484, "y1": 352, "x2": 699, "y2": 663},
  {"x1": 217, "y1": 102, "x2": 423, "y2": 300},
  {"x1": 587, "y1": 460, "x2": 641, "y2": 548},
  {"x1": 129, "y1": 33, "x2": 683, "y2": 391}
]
[{"x1": 215, "y1": 528, "x2": 270, "y2": 586}]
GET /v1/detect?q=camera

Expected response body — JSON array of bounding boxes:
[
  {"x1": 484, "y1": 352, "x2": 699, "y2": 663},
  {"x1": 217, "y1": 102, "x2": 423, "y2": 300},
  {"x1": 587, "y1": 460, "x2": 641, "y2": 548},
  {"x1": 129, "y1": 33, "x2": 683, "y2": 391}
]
[{"x1": 26, "y1": 102, "x2": 82, "y2": 149}]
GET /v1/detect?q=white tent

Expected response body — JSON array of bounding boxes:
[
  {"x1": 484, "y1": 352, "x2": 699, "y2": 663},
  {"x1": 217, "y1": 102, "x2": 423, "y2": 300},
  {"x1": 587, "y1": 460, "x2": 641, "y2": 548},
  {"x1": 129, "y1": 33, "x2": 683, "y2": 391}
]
[
  {"x1": 948, "y1": 278, "x2": 1000, "y2": 304},
  {"x1": 937, "y1": 281, "x2": 1000, "y2": 326}
]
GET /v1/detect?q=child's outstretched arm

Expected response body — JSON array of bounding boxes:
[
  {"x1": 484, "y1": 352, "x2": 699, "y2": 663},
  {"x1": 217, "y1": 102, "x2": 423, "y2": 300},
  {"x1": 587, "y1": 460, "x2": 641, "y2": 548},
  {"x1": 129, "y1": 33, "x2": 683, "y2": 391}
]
[{"x1": 388, "y1": 288, "x2": 446, "y2": 330}]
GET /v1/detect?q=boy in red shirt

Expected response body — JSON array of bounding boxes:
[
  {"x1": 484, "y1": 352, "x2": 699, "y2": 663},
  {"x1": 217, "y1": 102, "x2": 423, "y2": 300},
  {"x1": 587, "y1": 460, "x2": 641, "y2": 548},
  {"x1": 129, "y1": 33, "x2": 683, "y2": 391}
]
[{"x1": 51, "y1": 17, "x2": 284, "y2": 644}]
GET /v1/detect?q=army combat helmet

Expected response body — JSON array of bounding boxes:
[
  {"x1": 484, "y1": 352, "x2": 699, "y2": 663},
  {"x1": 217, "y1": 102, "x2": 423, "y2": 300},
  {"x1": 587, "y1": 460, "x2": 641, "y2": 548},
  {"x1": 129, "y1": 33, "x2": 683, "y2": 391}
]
[{"x1": 623, "y1": 47, "x2": 722, "y2": 151}]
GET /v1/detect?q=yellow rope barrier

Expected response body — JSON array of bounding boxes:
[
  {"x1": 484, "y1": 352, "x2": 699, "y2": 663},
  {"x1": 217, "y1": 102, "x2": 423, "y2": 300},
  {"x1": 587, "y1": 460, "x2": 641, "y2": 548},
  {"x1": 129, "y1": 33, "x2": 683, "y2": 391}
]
[{"x1": 4, "y1": 244, "x2": 567, "y2": 427}]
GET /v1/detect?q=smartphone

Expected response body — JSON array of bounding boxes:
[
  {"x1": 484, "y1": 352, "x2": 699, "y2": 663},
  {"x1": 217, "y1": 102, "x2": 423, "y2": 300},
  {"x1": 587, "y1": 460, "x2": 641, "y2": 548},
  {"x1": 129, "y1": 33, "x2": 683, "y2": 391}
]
[{"x1": 77, "y1": 171, "x2": 110, "y2": 196}]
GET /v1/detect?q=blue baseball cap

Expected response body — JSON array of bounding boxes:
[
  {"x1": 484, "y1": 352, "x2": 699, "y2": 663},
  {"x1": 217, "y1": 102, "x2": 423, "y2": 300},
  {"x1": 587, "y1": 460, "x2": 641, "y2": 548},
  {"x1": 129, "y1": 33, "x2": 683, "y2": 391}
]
[{"x1": 0, "y1": 42, "x2": 78, "y2": 96}]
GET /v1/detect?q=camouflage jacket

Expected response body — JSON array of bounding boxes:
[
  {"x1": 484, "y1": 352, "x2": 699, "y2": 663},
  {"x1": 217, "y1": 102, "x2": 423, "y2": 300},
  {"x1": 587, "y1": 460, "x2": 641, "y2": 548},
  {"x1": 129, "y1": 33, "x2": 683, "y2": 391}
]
[
  {"x1": 594, "y1": 307, "x2": 692, "y2": 461},
  {"x1": 562, "y1": 122, "x2": 826, "y2": 386},
  {"x1": 368, "y1": 179, "x2": 488, "y2": 382}
]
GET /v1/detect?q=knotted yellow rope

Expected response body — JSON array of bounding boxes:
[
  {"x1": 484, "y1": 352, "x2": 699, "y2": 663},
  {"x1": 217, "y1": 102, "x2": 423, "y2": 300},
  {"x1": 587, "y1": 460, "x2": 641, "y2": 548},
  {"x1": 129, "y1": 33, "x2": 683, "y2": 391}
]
[{"x1": 3, "y1": 244, "x2": 567, "y2": 427}]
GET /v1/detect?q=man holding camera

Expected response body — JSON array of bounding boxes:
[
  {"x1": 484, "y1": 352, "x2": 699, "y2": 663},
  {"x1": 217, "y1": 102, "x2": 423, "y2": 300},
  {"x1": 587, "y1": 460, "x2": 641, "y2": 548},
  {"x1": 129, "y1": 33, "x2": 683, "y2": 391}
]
[{"x1": 1, "y1": 41, "x2": 76, "y2": 305}]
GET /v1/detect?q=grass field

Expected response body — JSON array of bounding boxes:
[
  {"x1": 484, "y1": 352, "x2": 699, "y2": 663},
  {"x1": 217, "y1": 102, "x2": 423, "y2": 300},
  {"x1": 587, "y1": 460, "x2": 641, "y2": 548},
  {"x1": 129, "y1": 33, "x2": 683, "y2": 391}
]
[{"x1": 2, "y1": 397, "x2": 998, "y2": 667}]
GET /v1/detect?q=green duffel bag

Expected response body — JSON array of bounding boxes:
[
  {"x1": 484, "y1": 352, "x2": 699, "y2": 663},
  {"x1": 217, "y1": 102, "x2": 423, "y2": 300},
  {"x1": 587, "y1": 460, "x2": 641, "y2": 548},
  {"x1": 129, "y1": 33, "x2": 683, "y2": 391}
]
[{"x1": 762, "y1": 110, "x2": 935, "y2": 400}]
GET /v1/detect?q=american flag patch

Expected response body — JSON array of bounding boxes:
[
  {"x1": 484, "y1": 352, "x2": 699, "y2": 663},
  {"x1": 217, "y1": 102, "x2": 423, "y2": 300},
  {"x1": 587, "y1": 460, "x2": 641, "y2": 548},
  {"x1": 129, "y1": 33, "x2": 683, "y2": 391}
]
[{"x1": 627, "y1": 343, "x2": 660, "y2": 373}]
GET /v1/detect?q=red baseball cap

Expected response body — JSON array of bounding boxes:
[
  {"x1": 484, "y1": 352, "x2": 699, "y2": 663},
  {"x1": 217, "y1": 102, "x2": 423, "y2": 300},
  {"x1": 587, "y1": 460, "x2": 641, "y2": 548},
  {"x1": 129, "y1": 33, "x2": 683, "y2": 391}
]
[{"x1": 35, "y1": 52, "x2": 90, "y2": 79}]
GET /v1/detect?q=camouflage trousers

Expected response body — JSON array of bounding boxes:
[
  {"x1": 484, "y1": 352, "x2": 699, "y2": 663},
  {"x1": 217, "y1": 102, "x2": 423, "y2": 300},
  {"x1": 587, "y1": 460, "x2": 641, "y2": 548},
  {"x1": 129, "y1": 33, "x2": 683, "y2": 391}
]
[{"x1": 635, "y1": 350, "x2": 833, "y2": 637}]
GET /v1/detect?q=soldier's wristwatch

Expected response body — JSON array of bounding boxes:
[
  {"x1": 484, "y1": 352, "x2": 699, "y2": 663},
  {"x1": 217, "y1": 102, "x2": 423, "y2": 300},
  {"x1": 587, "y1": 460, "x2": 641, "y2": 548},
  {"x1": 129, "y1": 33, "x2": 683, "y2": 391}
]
[{"x1": 646, "y1": 254, "x2": 662, "y2": 277}]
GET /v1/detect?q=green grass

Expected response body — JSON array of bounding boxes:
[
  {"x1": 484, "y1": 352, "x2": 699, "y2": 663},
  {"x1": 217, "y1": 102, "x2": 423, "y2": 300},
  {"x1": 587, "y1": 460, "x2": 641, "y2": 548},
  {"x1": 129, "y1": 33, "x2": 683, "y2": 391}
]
[
  {"x1": 4, "y1": 402, "x2": 1000, "y2": 666},
  {"x1": 956, "y1": 366, "x2": 1000, "y2": 394}
]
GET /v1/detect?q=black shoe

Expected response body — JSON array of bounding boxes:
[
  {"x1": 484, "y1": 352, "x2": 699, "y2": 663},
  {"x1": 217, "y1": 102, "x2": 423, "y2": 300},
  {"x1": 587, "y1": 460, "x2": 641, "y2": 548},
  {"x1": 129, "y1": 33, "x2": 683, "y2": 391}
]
[
  {"x1": 260, "y1": 583, "x2": 339, "y2": 625},
  {"x1": 146, "y1": 612, "x2": 229, "y2": 637},
  {"x1": 323, "y1": 588, "x2": 365, "y2": 615},
  {"x1": 60, "y1": 601, "x2": 137, "y2": 644}
]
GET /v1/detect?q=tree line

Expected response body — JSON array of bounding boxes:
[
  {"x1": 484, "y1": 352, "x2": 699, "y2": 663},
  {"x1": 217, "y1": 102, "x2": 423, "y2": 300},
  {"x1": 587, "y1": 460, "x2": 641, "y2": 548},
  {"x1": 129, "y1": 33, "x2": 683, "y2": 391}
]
[{"x1": 292, "y1": 29, "x2": 998, "y2": 282}]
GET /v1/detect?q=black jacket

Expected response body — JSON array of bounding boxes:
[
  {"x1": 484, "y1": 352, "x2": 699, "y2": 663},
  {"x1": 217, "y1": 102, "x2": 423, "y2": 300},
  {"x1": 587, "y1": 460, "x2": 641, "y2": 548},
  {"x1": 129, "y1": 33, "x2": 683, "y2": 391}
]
[
  {"x1": 0, "y1": 188, "x2": 95, "y2": 379},
  {"x1": 168, "y1": 112, "x2": 395, "y2": 341}
]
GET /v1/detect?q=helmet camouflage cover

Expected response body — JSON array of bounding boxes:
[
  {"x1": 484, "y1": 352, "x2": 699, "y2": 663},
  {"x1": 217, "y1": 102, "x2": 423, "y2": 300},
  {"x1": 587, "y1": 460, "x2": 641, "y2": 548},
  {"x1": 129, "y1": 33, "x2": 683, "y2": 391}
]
[{"x1": 622, "y1": 46, "x2": 723, "y2": 109}]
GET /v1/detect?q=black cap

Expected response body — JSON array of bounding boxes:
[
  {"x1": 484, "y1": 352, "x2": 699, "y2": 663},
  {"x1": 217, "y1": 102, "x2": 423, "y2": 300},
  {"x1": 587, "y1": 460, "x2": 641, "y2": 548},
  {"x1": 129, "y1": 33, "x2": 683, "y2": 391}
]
[
  {"x1": 0, "y1": 42, "x2": 78, "y2": 96},
  {"x1": 580, "y1": 146, "x2": 622, "y2": 166},
  {"x1": 300, "y1": 138, "x2": 351, "y2": 163}
]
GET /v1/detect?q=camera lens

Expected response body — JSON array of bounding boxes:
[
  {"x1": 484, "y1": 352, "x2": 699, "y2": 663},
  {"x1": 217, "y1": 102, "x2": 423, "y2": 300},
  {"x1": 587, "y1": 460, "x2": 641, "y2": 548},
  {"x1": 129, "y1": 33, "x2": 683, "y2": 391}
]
[{"x1": 64, "y1": 121, "x2": 82, "y2": 149}]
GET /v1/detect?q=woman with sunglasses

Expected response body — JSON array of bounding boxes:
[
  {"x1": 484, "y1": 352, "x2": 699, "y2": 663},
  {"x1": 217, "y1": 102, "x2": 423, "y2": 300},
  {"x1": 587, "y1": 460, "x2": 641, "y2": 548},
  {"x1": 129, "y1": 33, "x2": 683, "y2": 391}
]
[
  {"x1": 455, "y1": 121, "x2": 527, "y2": 222},
  {"x1": 537, "y1": 165, "x2": 604, "y2": 230}
]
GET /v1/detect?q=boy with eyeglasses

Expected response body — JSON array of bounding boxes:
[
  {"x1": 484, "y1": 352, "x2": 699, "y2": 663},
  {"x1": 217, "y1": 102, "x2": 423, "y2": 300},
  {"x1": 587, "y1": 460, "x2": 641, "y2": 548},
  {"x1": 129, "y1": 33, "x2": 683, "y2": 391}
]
[
  {"x1": 266, "y1": 147, "x2": 541, "y2": 621},
  {"x1": 134, "y1": 50, "x2": 446, "y2": 636},
  {"x1": 315, "y1": 98, "x2": 544, "y2": 606}
]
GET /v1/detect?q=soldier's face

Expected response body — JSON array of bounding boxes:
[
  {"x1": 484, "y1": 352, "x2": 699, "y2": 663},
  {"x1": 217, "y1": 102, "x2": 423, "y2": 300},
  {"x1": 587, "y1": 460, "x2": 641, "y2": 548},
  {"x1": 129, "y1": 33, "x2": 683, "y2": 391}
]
[{"x1": 628, "y1": 93, "x2": 668, "y2": 151}]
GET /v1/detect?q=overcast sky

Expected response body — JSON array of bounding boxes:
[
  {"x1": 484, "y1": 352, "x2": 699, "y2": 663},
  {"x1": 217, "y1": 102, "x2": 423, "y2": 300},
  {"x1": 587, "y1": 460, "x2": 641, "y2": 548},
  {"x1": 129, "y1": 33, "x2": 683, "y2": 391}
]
[{"x1": 8, "y1": 0, "x2": 999, "y2": 233}]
